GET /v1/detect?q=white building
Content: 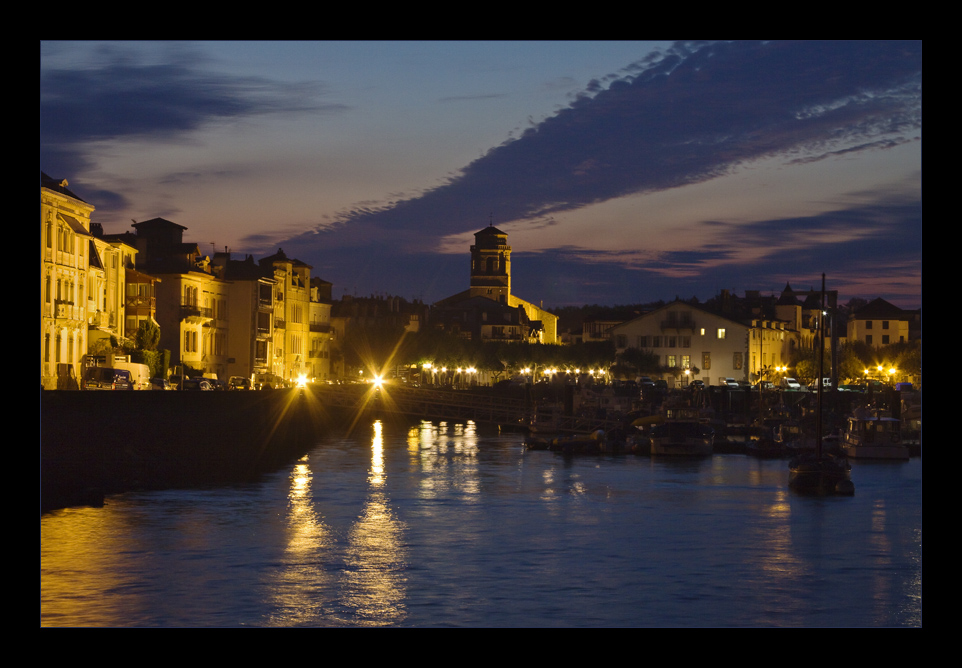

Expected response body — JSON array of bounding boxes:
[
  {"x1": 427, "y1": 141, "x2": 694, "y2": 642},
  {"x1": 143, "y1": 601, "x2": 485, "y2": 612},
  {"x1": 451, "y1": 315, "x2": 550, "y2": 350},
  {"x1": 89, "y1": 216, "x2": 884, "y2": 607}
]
[{"x1": 608, "y1": 300, "x2": 796, "y2": 387}]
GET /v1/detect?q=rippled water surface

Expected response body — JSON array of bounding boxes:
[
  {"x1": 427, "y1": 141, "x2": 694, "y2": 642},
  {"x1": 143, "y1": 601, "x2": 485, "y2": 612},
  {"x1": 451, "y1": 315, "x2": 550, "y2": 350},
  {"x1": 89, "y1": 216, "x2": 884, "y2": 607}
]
[{"x1": 41, "y1": 420, "x2": 922, "y2": 627}]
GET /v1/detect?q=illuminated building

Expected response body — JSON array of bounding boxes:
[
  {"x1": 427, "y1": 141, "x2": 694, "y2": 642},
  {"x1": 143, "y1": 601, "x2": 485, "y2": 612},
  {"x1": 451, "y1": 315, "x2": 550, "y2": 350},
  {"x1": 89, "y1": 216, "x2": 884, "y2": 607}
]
[
  {"x1": 608, "y1": 299, "x2": 797, "y2": 387},
  {"x1": 847, "y1": 297, "x2": 911, "y2": 348},
  {"x1": 128, "y1": 218, "x2": 230, "y2": 378},
  {"x1": 41, "y1": 173, "x2": 94, "y2": 389},
  {"x1": 259, "y1": 249, "x2": 314, "y2": 385},
  {"x1": 433, "y1": 225, "x2": 558, "y2": 343}
]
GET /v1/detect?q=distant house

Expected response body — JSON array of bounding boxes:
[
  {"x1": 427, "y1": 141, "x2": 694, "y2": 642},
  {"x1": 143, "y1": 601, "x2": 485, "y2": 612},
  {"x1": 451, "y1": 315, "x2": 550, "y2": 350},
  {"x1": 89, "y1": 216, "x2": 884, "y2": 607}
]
[
  {"x1": 847, "y1": 298, "x2": 910, "y2": 347},
  {"x1": 607, "y1": 299, "x2": 796, "y2": 387}
]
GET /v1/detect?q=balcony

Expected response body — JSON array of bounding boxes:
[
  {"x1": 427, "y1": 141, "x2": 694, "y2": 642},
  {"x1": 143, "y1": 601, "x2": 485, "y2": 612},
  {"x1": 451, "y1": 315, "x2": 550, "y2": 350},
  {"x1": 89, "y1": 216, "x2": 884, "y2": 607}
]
[{"x1": 180, "y1": 303, "x2": 213, "y2": 323}]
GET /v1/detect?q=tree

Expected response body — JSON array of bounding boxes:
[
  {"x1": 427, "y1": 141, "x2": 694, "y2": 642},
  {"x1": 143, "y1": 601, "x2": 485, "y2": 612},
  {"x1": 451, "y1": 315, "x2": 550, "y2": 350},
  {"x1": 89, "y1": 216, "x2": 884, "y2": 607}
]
[{"x1": 135, "y1": 320, "x2": 161, "y2": 351}]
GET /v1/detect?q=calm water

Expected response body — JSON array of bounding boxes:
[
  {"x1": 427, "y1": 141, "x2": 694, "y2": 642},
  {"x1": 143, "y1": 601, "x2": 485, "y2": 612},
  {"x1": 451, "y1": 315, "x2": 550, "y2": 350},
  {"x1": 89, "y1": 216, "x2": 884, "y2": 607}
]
[{"x1": 41, "y1": 419, "x2": 922, "y2": 627}]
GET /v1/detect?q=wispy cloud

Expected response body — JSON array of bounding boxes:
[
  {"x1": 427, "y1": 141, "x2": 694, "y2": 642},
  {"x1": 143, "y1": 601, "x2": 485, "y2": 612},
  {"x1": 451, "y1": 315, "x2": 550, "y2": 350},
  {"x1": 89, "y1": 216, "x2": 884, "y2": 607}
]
[{"x1": 40, "y1": 44, "x2": 347, "y2": 174}]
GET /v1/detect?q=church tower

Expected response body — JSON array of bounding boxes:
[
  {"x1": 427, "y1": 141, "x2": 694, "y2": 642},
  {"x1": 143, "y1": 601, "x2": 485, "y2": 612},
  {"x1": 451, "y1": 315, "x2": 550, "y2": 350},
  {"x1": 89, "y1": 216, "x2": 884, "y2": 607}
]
[{"x1": 469, "y1": 225, "x2": 511, "y2": 303}]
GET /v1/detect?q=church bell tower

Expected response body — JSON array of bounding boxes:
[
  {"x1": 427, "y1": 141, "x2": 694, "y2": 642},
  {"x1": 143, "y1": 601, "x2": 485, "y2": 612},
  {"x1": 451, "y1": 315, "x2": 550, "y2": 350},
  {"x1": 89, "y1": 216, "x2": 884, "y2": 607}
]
[{"x1": 469, "y1": 225, "x2": 511, "y2": 304}]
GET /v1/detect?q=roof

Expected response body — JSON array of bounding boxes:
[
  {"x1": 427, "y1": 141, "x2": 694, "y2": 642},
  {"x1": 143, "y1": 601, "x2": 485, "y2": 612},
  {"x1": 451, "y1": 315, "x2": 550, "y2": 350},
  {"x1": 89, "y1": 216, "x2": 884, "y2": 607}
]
[
  {"x1": 776, "y1": 283, "x2": 801, "y2": 306},
  {"x1": 475, "y1": 225, "x2": 507, "y2": 236},
  {"x1": 41, "y1": 172, "x2": 88, "y2": 204},
  {"x1": 132, "y1": 217, "x2": 187, "y2": 232},
  {"x1": 57, "y1": 212, "x2": 92, "y2": 236},
  {"x1": 259, "y1": 248, "x2": 312, "y2": 269},
  {"x1": 609, "y1": 298, "x2": 750, "y2": 332},
  {"x1": 851, "y1": 297, "x2": 907, "y2": 320}
]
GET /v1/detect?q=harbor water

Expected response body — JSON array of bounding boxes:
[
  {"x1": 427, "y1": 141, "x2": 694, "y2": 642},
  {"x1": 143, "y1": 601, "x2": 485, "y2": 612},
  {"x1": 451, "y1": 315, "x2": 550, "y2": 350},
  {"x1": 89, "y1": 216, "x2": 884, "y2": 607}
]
[{"x1": 41, "y1": 419, "x2": 922, "y2": 627}]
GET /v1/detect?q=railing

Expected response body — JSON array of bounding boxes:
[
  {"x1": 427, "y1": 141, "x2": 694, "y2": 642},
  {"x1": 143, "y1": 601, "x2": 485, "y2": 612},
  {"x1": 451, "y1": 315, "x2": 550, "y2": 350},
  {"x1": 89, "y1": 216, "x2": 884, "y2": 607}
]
[
  {"x1": 181, "y1": 304, "x2": 213, "y2": 320},
  {"x1": 126, "y1": 295, "x2": 156, "y2": 309}
]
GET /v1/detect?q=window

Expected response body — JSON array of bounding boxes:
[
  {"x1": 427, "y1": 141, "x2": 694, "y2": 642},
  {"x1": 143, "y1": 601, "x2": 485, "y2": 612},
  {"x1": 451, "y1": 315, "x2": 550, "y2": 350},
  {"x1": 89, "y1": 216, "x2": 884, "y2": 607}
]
[
  {"x1": 882, "y1": 335, "x2": 890, "y2": 345},
  {"x1": 653, "y1": 336, "x2": 663, "y2": 347},
  {"x1": 717, "y1": 328, "x2": 726, "y2": 339},
  {"x1": 681, "y1": 336, "x2": 691, "y2": 348},
  {"x1": 616, "y1": 335, "x2": 627, "y2": 349},
  {"x1": 682, "y1": 355, "x2": 690, "y2": 369},
  {"x1": 866, "y1": 321, "x2": 873, "y2": 329},
  {"x1": 666, "y1": 355, "x2": 676, "y2": 368},
  {"x1": 668, "y1": 336, "x2": 677, "y2": 348},
  {"x1": 733, "y1": 352, "x2": 742, "y2": 370},
  {"x1": 703, "y1": 353, "x2": 711, "y2": 370},
  {"x1": 866, "y1": 335, "x2": 873, "y2": 345},
  {"x1": 882, "y1": 321, "x2": 889, "y2": 330}
]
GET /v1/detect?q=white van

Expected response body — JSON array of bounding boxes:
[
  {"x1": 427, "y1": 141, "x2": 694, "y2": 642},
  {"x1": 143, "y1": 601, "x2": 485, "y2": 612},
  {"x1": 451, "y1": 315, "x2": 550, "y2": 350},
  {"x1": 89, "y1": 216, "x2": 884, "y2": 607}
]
[{"x1": 111, "y1": 361, "x2": 152, "y2": 390}]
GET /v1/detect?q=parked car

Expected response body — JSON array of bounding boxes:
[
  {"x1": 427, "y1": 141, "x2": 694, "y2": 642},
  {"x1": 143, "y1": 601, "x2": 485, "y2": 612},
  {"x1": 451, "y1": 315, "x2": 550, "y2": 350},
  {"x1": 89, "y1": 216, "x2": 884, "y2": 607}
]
[
  {"x1": 229, "y1": 376, "x2": 252, "y2": 390},
  {"x1": 82, "y1": 367, "x2": 132, "y2": 390},
  {"x1": 724, "y1": 378, "x2": 739, "y2": 389},
  {"x1": 149, "y1": 377, "x2": 172, "y2": 390},
  {"x1": 181, "y1": 378, "x2": 213, "y2": 391}
]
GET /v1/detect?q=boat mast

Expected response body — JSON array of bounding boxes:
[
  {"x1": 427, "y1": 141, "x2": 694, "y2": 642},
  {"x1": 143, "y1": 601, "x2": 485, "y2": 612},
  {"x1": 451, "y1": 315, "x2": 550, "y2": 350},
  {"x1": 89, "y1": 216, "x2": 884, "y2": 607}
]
[{"x1": 816, "y1": 274, "x2": 825, "y2": 460}]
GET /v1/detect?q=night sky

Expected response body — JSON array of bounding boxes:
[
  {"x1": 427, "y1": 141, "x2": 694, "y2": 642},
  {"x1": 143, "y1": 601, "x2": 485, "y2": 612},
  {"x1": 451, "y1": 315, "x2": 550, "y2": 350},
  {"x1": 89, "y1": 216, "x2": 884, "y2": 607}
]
[{"x1": 40, "y1": 41, "x2": 922, "y2": 309}]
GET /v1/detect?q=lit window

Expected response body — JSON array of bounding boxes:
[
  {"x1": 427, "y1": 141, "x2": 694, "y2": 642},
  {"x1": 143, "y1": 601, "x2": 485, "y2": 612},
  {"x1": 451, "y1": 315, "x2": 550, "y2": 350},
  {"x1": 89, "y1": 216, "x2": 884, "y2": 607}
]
[{"x1": 717, "y1": 328, "x2": 726, "y2": 339}]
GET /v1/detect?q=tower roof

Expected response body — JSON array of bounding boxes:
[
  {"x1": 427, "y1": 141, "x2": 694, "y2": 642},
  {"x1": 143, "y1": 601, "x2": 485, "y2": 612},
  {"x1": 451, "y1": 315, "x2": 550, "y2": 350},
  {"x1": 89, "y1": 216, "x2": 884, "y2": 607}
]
[{"x1": 475, "y1": 224, "x2": 507, "y2": 237}]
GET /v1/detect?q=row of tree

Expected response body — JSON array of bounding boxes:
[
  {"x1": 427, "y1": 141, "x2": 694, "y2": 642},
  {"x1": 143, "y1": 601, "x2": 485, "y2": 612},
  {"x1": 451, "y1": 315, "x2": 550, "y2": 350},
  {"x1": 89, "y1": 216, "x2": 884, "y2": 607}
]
[{"x1": 790, "y1": 339, "x2": 921, "y2": 385}]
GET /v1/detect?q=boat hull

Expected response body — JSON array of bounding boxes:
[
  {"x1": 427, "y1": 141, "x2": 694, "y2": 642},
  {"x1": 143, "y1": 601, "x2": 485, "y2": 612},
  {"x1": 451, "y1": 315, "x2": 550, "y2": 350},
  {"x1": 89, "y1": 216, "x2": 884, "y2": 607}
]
[
  {"x1": 841, "y1": 444, "x2": 909, "y2": 460},
  {"x1": 789, "y1": 454, "x2": 854, "y2": 495},
  {"x1": 650, "y1": 438, "x2": 713, "y2": 456}
]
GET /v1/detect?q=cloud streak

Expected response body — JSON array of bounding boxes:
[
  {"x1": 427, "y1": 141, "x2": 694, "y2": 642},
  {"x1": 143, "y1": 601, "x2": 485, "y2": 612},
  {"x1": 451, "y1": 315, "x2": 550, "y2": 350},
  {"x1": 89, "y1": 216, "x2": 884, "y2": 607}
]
[{"x1": 313, "y1": 41, "x2": 921, "y2": 245}]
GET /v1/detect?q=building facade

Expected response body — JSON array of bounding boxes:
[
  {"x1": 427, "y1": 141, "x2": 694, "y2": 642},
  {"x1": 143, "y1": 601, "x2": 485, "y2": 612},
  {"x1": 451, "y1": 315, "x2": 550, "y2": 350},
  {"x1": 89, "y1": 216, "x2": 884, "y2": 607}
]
[
  {"x1": 847, "y1": 298, "x2": 910, "y2": 347},
  {"x1": 41, "y1": 174, "x2": 95, "y2": 389}
]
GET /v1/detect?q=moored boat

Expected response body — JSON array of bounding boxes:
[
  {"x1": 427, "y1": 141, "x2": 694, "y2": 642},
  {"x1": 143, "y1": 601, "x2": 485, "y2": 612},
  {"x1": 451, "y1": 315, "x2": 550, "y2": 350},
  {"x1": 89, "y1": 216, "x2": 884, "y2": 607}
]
[
  {"x1": 649, "y1": 406, "x2": 713, "y2": 456},
  {"x1": 789, "y1": 452, "x2": 853, "y2": 495},
  {"x1": 842, "y1": 411, "x2": 909, "y2": 460}
]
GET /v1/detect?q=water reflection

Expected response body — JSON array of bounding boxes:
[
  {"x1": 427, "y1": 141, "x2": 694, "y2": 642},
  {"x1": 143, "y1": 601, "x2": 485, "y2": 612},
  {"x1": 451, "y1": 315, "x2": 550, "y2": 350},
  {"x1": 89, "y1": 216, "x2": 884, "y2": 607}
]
[
  {"x1": 338, "y1": 421, "x2": 407, "y2": 626},
  {"x1": 41, "y1": 421, "x2": 921, "y2": 627},
  {"x1": 266, "y1": 457, "x2": 333, "y2": 626}
]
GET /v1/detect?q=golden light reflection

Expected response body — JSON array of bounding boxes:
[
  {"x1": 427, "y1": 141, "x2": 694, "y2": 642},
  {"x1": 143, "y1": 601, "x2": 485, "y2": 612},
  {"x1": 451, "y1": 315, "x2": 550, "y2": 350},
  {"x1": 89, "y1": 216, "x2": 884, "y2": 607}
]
[
  {"x1": 339, "y1": 420, "x2": 407, "y2": 626},
  {"x1": 41, "y1": 507, "x2": 134, "y2": 626},
  {"x1": 267, "y1": 458, "x2": 333, "y2": 627}
]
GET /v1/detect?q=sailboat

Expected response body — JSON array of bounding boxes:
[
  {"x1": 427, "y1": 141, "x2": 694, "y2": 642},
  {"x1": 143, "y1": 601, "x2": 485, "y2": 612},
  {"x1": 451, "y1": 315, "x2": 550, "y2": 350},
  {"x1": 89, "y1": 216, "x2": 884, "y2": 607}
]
[{"x1": 788, "y1": 275, "x2": 855, "y2": 495}]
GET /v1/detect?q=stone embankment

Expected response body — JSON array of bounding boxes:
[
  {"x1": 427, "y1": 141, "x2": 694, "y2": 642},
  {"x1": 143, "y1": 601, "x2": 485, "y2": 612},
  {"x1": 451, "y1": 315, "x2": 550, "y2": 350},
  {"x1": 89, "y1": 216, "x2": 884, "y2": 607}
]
[{"x1": 41, "y1": 387, "x2": 346, "y2": 512}]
